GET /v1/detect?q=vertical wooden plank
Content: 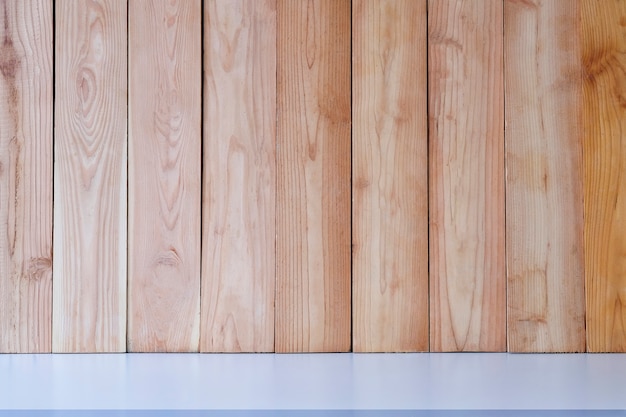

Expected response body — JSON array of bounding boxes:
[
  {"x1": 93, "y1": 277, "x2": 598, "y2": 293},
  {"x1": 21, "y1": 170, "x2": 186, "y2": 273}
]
[
  {"x1": 276, "y1": 0, "x2": 351, "y2": 352},
  {"x1": 0, "y1": 0, "x2": 52, "y2": 353},
  {"x1": 201, "y1": 0, "x2": 276, "y2": 353},
  {"x1": 505, "y1": 0, "x2": 585, "y2": 353},
  {"x1": 53, "y1": 0, "x2": 126, "y2": 352},
  {"x1": 583, "y1": 0, "x2": 626, "y2": 352},
  {"x1": 128, "y1": 0, "x2": 201, "y2": 352},
  {"x1": 352, "y1": 0, "x2": 428, "y2": 352},
  {"x1": 428, "y1": 0, "x2": 505, "y2": 352}
]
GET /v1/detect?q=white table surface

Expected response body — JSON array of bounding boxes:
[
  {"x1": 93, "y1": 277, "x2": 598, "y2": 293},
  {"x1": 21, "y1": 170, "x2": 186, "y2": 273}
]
[{"x1": 0, "y1": 353, "x2": 625, "y2": 411}]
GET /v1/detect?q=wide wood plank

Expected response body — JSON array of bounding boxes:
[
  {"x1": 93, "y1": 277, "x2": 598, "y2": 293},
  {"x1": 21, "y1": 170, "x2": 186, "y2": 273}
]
[
  {"x1": 583, "y1": 0, "x2": 626, "y2": 352},
  {"x1": 276, "y1": 0, "x2": 351, "y2": 352},
  {"x1": 352, "y1": 0, "x2": 428, "y2": 352},
  {"x1": 201, "y1": 0, "x2": 276, "y2": 353},
  {"x1": 428, "y1": 0, "x2": 505, "y2": 352},
  {"x1": 128, "y1": 0, "x2": 201, "y2": 352},
  {"x1": 53, "y1": 0, "x2": 126, "y2": 352},
  {"x1": 0, "y1": 0, "x2": 52, "y2": 353},
  {"x1": 505, "y1": 0, "x2": 586, "y2": 352}
]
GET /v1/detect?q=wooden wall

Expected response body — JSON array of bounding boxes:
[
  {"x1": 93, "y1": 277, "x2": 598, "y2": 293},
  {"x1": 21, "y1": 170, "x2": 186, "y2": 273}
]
[{"x1": 1, "y1": 0, "x2": 625, "y2": 353}]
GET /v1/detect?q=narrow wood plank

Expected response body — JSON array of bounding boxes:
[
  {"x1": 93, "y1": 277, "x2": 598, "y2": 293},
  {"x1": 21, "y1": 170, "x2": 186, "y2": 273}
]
[
  {"x1": 352, "y1": 0, "x2": 428, "y2": 352},
  {"x1": 53, "y1": 0, "x2": 126, "y2": 352},
  {"x1": 276, "y1": 0, "x2": 351, "y2": 352},
  {"x1": 0, "y1": 0, "x2": 52, "y2": 353},
  {"x1": 428, "y1": 0, "x2": 505, "y2": 352},
  {"x1": 505, "y1": 0, "x2": 586, "y2": 353},
  {"x1": 128, "y1": 0, "x2": 201, "y2": 352},
  {"x1": 583, "y1": 0, "x2": 626, "y2": 352},
  {"x1": 201, "y1": 0, "x2": 276, "y2": 353}
]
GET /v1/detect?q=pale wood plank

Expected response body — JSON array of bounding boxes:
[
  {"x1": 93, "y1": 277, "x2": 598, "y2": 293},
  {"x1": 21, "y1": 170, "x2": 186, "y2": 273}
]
[
  {"x1": 0, "y1": 0, "x2": 52, "y2": 353},
  {"x1": 352, "y1": 0, "x2": 428, "y2": 352},
  {"x1": 128, "y1": 0, "x2": 201, "y2": 352},
  {"x1": 53, "y1": 0, "x2": 126, "y2": 352},
  {"x1": 583, "y1": 0, "x2": 626, "y2": 352},
  {"x1": 201, "y1": 0, "x2": 276, "y2": 353},
  {"x1": 505, "y1": 0, "x2": 586, "y2": 353},
  {"x1": 276, "y1": 0, "x2": 351, "y2": 352},
  {"x1": 428, "y1": 0, "x2": 506, "y2": 352}
]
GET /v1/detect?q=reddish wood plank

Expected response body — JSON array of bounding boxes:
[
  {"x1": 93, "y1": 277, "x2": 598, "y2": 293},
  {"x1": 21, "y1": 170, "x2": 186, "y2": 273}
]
[
  {"x1": 428, "y1": 0, "x2": 506, "y2": 352},
  {"x1": 352, "y1": 0, "x2": 429, "y2": 352},
  {"x1": 275, "y1": 0, "x2": 351, "y2": 352},
  {"x1": 505, "y1": 0, "x2": 586, "y2": 353}
]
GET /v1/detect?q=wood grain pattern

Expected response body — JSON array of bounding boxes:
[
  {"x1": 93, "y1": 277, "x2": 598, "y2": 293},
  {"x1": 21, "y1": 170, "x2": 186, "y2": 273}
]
[
  {"x1": 428, "y1": 0, "x2": 506, "y2": 352},
  {"x1": 128, "y1": 0, "x2": 201, "y2": 352},
  {"x1": 53, "y1": 0, "x2": 126, "y2": 352},
  {"x1": 201, "y1": 0, "x2": 276, "y2": 353},
  {"x1": 505, "y1": 0, "x2": 586, "y2": 353},
  {"x1": 0, "y1": 0, "x2": 52, "y2": 353},
  {"x1": 352, "y1": 0, "x2": 428, "y2": 352},
  {"x1": 583, "y1": 0, "x2": 626, "y2": 352},
  {"x1": 276, "y1": 0, "x2": 351, "y2": 352}
]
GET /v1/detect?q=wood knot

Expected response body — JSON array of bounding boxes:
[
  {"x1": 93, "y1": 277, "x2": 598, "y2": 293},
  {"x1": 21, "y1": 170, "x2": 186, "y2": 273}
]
[
  {"x1": 26, "y1": 257, "x2": 52, "y2": 281},
  {"x1": 76, "y1": 68, "x2": 96, "y2": 108},
  {"x1": 154, "y1": 247, "x2": 182, "y2": 268},
  {"x1": 0, "y1": 31, "x2": 21, "y2": 80}
]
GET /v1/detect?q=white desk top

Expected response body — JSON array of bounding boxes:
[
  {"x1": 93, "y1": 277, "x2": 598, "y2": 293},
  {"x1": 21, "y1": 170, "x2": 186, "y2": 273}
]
[{"x1": 0, "y1": 353, "x2": 624, "y2": 411}]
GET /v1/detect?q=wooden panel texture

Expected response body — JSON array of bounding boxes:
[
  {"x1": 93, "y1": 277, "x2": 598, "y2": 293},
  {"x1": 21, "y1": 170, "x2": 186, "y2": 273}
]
[
  {"x1": 505, "y1": 0, "x2": 586, "y2": 352},
  {"x1": 201, "y1": 0, "x2": 276, "y2": 353},
  {"x1": 428, "y1": 0, "x2": 506, "y2": 352},
  {"x1": 53, "y1": 0, "x2": 126, "y2": 352},
  {"x1": 276, "y1": 0, "x2": 351, "y2": 352},
  {"x1": 4, "y1": 0, "x2": 626, "y2": 354},
  {"x1": 583, "y1": 0, "x2": 626, "y2": 352},
  {"x1": 352, "y1": 0, "x2": 429, "y2": 352},
  {"x1": 0, "y1": 0, "x2": 52, "y2": 353},
  {"x1": 128, "y1": 0, "x2": 201, "y2": 352}
]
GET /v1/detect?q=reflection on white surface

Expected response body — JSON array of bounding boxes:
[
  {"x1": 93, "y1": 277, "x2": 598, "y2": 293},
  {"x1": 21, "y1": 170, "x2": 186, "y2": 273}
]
[{"x1": 0, "y1": 353, "x2": 624, "y2": 410}]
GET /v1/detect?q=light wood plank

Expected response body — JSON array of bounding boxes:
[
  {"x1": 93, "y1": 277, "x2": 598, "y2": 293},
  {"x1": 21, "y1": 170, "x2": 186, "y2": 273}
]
[
  {"x1": 128, "y1": 0, "x2": 201, "y2": 352},
  {"x1": 352, "y1": 0, "x2": 428, "y2": 352},
  {"x1": 276, "y1": 0, "x2": 351, "y2": 352},
  {"x1": 0, "y1": 0, "x2": 52, "y2": 353},
  {"x1": 505, "y1": 0, "x2": 586, "y2": 353},
  {"x1": 53, "y1": 0, "x2": 126, "y2": 352},
  {"x1": 583, "y1": 0, "x2": 626, "y2": 352},
  {"x1": 201, "y1": 0, "x2": 276, "y2": 353},
  {"x1": 428, "y1": 0, "x2": 505, "y2": 352}
]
